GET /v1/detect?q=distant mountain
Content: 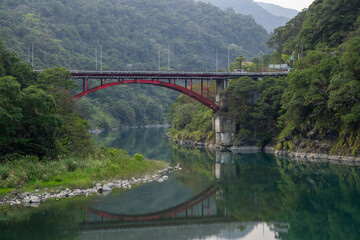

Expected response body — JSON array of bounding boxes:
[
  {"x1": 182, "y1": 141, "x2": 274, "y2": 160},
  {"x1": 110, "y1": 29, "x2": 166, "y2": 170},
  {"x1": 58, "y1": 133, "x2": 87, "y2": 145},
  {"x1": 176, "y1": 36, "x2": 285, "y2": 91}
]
[
  {"x1": 197, "y1": 0, "x2": 297, "y2": 32},
  {"x1": 255, "y1": 2, "x2": 298, "y2": 19}
]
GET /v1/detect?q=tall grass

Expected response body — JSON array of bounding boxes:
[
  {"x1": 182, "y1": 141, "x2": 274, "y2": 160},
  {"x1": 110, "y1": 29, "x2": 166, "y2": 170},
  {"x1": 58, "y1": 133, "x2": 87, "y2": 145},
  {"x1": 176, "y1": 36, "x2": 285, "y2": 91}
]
[{"x1": 0, "y1": 148, "x2": 167, "y2": 193}]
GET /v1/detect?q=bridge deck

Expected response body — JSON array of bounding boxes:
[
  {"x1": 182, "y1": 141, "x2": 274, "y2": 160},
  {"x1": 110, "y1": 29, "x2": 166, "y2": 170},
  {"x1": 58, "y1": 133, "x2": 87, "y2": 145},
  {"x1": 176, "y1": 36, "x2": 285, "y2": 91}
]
[{"x1": 68, "y1": 70, "x2": 288, "y2": 80}]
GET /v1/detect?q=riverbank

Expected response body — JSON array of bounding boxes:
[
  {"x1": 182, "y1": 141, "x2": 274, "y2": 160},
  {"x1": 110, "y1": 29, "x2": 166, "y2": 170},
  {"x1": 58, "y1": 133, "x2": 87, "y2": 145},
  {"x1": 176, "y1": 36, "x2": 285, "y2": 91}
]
[
  {"x1": 169, "y1": 135, "x2": 360, "y2": 163},
  {"x1": 0, "y1": 164, "x2": 183, "y2": 207},
  {"x1": 89, "y1": 124, "x2": 171, "y2": 134},
  {"x1": 0, "y1": 148, "x2": 169, "y2": 204}
]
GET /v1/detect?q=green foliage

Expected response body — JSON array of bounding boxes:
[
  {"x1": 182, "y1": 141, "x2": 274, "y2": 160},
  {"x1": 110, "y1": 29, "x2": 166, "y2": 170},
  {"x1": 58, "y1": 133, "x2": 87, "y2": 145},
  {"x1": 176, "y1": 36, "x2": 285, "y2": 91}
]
[
  {"x1": 221, "y1": 76, "x2": 287, "y2": 146},
  {"x1": 0, "y1": 0, "x2": 268, "y2": 70},
  {"x1": 169, "y1": 83, "x2": 216, "y2": 141},
  {"x1": 38, "y1": 67, "x2": 75, "y2": 90},
  {"x1": 275, "y1": 7, "x2": 360, "y2": 155},
  {"x1": 0, "y1": 148, "x2": 167, "y2": 190},
  {"x1": 0, "y1": 38, "x2": 92, "y2": 158},
  {"x1": 133, "y1": 153, "x2": 145, "y2": 162},
  {"x1": 223, "y1": 77, "x2": 258, "y2": 125},
  {"x1": 268, "y1": 0, "x2": 360, "y2": 54},
  {"x1": 0, "y1": 0, "x2": 271, "y2": 129}
]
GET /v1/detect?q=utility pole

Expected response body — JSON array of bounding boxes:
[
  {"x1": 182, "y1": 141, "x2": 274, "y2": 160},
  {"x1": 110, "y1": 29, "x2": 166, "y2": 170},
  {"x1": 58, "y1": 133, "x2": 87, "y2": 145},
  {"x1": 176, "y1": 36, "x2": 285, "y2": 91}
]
[
  {"x1": 227, "y1": 47, "x2": 230, "y2": 72},
  {"x1": 31, "y1": 42, "x2": 34, "y2": 69},
  {"x1": 95, "y1": 47, "x2": 98, "y2": 70},
  {"x1": 167, "y1": 45, "x2": 170, "y2": 71},
  {"x1": 216, "y1": 50, "x2": 218, "y2": 72},
  {"x1": 100, "y1": 44, "x2": 103, "y2": 71},
  {"x1": 158, "y1": 47, "x2": 161, "y2": 71},
  {"x1": 261, "y1": 52, "x2": 264, "y2": 71}
]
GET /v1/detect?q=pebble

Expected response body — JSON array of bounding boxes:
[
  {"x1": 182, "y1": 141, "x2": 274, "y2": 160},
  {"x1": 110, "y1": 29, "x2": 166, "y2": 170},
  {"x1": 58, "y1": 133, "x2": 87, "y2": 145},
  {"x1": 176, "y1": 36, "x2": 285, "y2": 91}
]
[{"x1": 0, "y1": 164, "x2": 181, "y2": 207}]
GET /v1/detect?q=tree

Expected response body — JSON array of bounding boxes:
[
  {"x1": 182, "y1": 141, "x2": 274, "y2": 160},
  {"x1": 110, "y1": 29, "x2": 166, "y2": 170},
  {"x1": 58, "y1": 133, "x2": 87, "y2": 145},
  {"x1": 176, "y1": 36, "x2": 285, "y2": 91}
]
[{"x1": 0, "y1": 76, "x2": 22, "y2": 154}]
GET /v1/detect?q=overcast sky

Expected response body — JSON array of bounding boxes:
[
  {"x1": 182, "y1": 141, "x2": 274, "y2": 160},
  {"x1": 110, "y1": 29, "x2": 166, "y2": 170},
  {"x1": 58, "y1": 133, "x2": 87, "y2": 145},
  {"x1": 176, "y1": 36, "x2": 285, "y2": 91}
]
[{"x1": 254, "y1": 0, "x2": 315, "y2": 11}]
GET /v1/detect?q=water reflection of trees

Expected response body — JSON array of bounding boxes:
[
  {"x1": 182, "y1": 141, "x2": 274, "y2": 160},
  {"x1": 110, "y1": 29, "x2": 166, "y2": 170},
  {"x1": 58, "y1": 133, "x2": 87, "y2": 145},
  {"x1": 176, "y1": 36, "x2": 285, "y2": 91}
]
[
  {"x1": 223, "y1": 153, "x2": 360, "y2": 239},
  {"x1": 0, "y1": 198, "x2": 89, "y2": 240},
  {"x1": 92, "y1": 128, "x2": 173, "y2": 160}
]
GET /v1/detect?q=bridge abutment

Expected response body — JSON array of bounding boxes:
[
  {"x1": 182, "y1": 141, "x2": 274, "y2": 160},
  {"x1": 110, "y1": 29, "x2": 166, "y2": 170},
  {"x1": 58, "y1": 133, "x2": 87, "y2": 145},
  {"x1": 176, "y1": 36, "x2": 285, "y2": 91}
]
[
  {"x1": 213, "y1": 79, "x2": 236, "y2": 148},
  {"x1": 213, "y1": 113, "x2": 236, "y2": 147},
  {"x1": 215, "y1": 79, "x2": 226, "y2": 107}
]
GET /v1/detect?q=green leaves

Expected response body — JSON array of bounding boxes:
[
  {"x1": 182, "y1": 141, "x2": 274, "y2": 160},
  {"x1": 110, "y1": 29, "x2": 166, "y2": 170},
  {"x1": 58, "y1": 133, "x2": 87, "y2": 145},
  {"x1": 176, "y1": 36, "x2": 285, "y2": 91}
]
[
  {"x1": 0, "y1": 42, "x2": 92, "y2": 158},
  {"x1": 38, "y1": 67, "x2": 75, "y2": 90}
]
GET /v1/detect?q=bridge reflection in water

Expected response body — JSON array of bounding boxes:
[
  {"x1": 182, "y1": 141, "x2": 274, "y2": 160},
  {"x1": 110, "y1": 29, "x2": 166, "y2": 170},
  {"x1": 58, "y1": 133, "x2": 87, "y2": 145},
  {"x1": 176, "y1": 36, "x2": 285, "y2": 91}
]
[{"x1": 78, "y1": 151, "x2": 290, "y2": 239}]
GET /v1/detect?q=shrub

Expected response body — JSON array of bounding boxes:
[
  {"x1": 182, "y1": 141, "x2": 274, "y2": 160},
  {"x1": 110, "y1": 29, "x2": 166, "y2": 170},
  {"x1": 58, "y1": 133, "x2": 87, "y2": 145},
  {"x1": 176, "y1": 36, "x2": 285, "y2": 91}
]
[
  {"x1": 107, "y1": 148, "x2": 118, "y2": 156},
  {"x1": 134, "y1": 154, "x2": 145, "y2": 162}
]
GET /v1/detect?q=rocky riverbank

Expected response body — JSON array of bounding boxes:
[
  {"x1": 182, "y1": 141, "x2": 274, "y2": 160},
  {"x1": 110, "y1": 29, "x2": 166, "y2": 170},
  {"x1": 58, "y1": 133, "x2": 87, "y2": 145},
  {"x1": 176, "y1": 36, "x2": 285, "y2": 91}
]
[
  {"x1": 0, "y1": 164, "x2": 182, "y2": 207},
  {"x1": 169, "y1": 135, "x2": 360, "y2": 164},
  {"x1": 169, "y1": 135, "x2": 265, "y2": 152},
  {"x1": 89, "y1": 124, "x2": 171, "y2": 135},
  {"x1": 274, "y1": 150, "x2": 360, "y2": 164}
]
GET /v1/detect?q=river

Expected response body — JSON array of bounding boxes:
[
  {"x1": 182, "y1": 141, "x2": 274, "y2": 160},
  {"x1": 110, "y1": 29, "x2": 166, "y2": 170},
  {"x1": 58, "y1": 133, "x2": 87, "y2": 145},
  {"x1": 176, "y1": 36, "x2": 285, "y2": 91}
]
[{"x1": 1, "y1": 127, "x2": 360, "y2": 239}]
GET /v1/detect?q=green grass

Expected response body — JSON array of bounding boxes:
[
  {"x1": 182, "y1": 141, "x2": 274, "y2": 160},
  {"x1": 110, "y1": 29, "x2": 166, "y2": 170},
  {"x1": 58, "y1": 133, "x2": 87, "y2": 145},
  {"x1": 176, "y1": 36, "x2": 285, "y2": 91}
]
[
  {"x1": 0, "y1": 188, "x2": 13, "y2": 196},
  {"x1": 0, "y1": 148, "x2": 168, "y2": 193}
]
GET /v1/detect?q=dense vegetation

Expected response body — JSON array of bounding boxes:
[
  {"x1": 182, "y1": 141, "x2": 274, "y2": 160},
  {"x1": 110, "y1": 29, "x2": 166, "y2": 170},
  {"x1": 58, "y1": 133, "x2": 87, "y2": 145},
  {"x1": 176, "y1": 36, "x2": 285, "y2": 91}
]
[
  {"x1": 171, "y1": 0, "x2": 360, "y2": 155},
  {"x1": 270, "y1": 0, "x2": 360, "y2": 155},
  {"x1": 0, "y1": 39, "x2": 167, "y2": 192},
  {"x1": 0, "y1": 0, "x2": 270, "y2": 129},
  {"x1": 198, "y1": 0, "x2": 298, "y2": 32},
  {"x1": 77, "y1": 85, "x2": 178, "y2": 129},
  {"x1": 169, "y1": 82, "x2": 216, "y2": 142},
  {"x1": 0, "y1": 39, "x2": 92, "y2": 158}
]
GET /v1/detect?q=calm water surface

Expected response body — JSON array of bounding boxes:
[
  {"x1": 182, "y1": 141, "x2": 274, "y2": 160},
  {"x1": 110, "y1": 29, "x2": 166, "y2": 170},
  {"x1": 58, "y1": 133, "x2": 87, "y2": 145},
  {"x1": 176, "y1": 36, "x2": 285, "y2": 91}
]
[{"x1": 1, "y1": 127, "x2": 360, "y2": 240}]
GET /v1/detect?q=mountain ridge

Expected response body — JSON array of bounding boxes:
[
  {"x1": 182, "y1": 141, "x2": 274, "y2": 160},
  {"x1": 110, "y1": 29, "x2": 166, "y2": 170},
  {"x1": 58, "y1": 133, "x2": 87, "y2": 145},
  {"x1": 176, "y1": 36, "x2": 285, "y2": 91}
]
[
  {"x1": 255, "y1": 2, "x2": 298, "y2": 18},
  {"x1": 196, "y1": 0, "x2": 297, "y2": 32}
]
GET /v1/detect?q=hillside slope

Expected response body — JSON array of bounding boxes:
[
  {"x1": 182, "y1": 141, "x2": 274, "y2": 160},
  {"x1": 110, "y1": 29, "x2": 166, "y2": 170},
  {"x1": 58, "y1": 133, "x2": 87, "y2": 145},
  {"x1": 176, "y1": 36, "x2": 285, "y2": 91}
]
[
  {"x1": 197, "y1": 0, "x2": 296, "y2": 32},
  {"x1": 0, "y1": 0, "x2": 270, "y2": 129},
  {"x1": 0, "y1": 0, "x2": 269, "y2": 70},
  {"x1": 171, "y1": 0, "x2": 360, "y2": 156},
  {"x1": 255, "y1": 2, "x2": 298, "y2": 18}
]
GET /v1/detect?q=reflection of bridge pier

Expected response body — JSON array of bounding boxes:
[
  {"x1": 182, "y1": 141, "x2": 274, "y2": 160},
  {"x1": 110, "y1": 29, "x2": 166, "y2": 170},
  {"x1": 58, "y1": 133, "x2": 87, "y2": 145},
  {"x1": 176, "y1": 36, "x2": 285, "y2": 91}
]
[{"x1": 214, "y1": 151, "x2": 236, "y2": 181}]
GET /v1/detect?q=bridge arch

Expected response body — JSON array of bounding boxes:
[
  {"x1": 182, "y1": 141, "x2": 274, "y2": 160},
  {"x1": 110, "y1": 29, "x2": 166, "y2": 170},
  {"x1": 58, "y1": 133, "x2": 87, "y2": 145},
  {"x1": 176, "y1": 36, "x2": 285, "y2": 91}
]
[
  {"x1": 74, "y1": 79, "x2": 220, "y2": 111},
  {"x1": 68, "y1": 70, "x2": 288, "y2": 112}
]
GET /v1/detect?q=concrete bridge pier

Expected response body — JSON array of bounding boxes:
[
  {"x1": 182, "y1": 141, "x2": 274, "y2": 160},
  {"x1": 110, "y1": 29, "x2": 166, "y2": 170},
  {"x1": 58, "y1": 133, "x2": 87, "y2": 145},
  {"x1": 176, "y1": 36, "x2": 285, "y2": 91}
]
[
  {"x1": 215, "y1": 79, "x2": 227, "y2": 107},
  {"x1": 213, "y1": 79, "x2": 236, "y2": 148}
]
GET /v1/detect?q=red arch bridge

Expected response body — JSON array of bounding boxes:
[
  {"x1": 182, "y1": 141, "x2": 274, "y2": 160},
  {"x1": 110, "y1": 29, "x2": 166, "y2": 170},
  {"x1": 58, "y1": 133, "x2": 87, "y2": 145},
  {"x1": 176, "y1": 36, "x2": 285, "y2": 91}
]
[{"x1": 67, "y1": 70, "x2": 288, "y2": 111}]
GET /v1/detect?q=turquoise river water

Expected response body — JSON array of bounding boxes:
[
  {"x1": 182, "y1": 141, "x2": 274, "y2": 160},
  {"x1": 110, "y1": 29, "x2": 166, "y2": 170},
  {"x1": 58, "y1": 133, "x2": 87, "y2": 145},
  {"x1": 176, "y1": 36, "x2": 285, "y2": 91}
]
[{"x1": 1, "y1": 127, "x2": 360, "y2": 240}]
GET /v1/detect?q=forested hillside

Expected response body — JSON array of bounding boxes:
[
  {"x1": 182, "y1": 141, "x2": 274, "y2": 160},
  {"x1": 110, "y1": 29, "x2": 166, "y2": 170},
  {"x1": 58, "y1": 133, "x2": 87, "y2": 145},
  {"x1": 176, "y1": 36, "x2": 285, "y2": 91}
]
[
  {"x1": 171, "y1": 0, "x2": 360, "y2": 156},
  {"x1": 0, "y1": 0, "x2": 270, "y2": 129},
  {"x1": 269, "y1": 0, "x2": 360, "y2": 155},
  {"x1": 255, "y1": 2, "x2": 298, "y2": 19},
  {"x1": 0, "y1": 38, "x2": 92, "y2": 158},
  {"x1": 197, "y1": 0, "x2": 297, "y2": 32}
]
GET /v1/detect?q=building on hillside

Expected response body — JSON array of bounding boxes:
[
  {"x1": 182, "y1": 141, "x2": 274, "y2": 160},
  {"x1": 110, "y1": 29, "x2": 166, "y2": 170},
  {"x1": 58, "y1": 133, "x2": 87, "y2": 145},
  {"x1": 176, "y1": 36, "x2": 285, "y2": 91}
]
[{"x1": 242, "y1": 60, "x2": 253, "y2": 66}]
